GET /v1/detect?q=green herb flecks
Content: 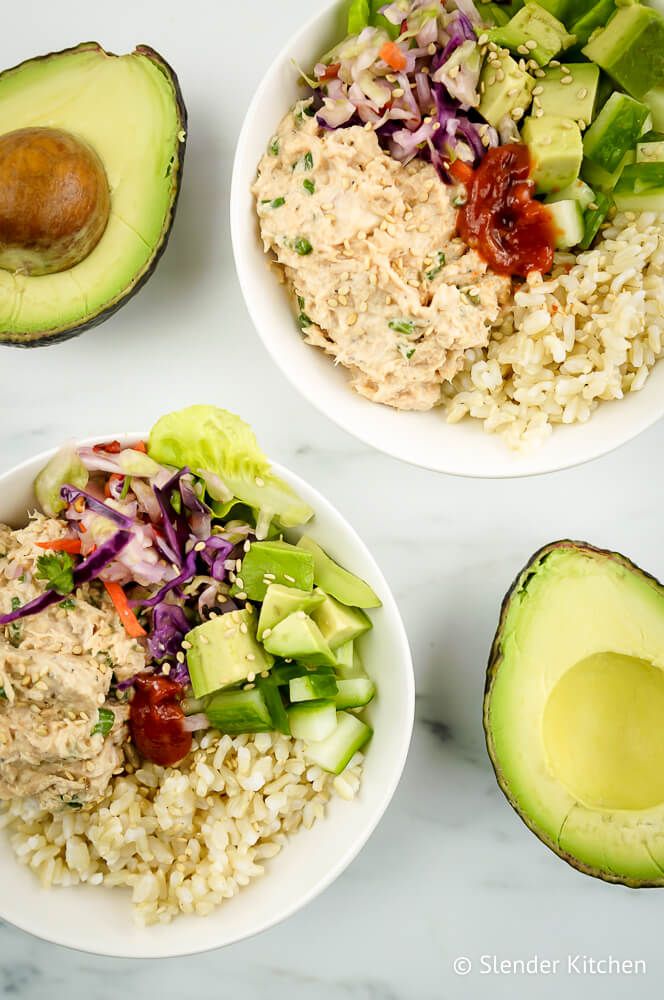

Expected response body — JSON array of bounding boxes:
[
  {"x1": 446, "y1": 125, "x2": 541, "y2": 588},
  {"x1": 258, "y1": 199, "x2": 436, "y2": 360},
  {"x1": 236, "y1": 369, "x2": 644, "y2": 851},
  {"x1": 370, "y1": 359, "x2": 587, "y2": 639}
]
[
  {"x1": 60, "y1": 598, "x2": 76, "y2": 610},
  {"x1": 64, "y1": 800, "x2": 82, "y2": 809},
  {"x1": 120, "y1": 476, "x2": 131, "y2": 500},
  {"x1": 398, "y1": 344, "x2": 416, "y2": 361},
  {"x1": 463, "y1": 288, "x2": 481, "y2": 306},
  {"x1": 7, "y1": 596, "x2": 22, "y2": 648},
  {"x1": 425, "y1": 251, "x2": 446, "y2": 281},
  {"x1": 36, "y1": 552, "x2": 75, "y2": 596},
  {"x1": 91, "y1": 707, "x2": 115, "y2": 737},
  {"x1": 303, "y1": 179, "x2": 315, "y2": 195},
  {"x1": 303, "y1": 151, "x2": 314, "y2": 171},
  {"x1": 0, "y1": 687, "x2": 6, "y2": 700},
  {"x1": 261, "y1": 197, "x2": 286, "y2": 208},
  {"x1": 295, "y1": 104, "x2": 316, "y2": 125},
  {"x1": 297, "y1": 296, "x2": 313, "y2": 329},
  {"x1": 388, "y1": 318, "x2": 416, "y2": 336},
  {"x1": 170, "y1": 489, "x2": 182, "y2": 515},
  {"x1": 268, "y1": 136, "x2": 280, "y2": 156},
  {"x1": 294, "y1": 238, "x2": 313, "y2": 256}
]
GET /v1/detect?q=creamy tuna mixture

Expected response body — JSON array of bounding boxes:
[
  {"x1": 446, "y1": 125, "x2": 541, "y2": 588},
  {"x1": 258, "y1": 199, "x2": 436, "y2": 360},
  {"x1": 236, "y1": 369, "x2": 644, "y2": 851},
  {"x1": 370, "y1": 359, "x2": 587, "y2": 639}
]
[
  {"x1": 254, "y1": 102, "x2": 510, "y2": 410},
  {"x1": 0, "y1": 515, "x2": 145, "y2": 811}
]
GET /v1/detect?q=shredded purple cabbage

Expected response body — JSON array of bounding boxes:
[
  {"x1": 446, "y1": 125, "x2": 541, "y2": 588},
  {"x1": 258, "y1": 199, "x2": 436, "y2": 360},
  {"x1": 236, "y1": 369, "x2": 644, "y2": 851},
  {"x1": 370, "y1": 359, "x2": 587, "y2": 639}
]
[
  {"x1": 131, "y1": 549, "x2": 199, "y2": 609},
  {"x1": 60, "y1": 485, "x2": 134, "y2": 529},
  {"x1": 148, "y1": 602, "x2": 191, "y2": 661}
]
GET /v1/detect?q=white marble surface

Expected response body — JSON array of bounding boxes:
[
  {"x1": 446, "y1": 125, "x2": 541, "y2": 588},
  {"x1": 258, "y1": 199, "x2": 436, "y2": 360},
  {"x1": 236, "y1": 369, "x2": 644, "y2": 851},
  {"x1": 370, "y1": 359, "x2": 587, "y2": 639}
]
[{"x1": 1, "y1": 1, "x2": 664, "y2": 996}]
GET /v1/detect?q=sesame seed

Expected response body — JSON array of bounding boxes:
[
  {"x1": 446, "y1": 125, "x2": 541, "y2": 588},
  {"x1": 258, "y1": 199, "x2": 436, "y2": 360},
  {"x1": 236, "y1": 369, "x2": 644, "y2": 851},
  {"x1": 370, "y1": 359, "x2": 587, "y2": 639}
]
[
  {"x1": 244, "y1": 683, "x2": 256, "y2": 691},
  {"x1": 534, "y1": 68, "x2": 546, "y2": 78},
  {"x1": 247, "y1": 672, "x2": 256, "y2": 682},
  {"x1": 255, "y1": 477, "x2": 265, "y2": 487},
  {"x1": 511, "y1": 106, "x2": 524, "y2": 120},
  {"x1": 517, "y1": 44, "x2": 529, "y2": 55},
  {"x1": 260, "y1": 670, "x2": 270, "y2": 679},
  {"x1": 200, "y1": 635, "x2": 209, "y2": 645},
  {"x1": 176, "y1": 651, "x2": 185, "y2": 663},
  {"x1": 235, "y1": 559, "x2": 242, "y2": 572},
  {"x1": 181, "y1": 640, "x2": 192, "y2": 650},
  {"x1": 347, "y1": 313, "x2": 358, "y2": 327},
  {"x1": 478, "y1": 33, "x2": 488, "y2": 45},
  {"x1": 532, "y1": 85, "x2": 544, "y2": 96},
  {"x1": 284, "y1": 574, "x2": 296, "y2": 583},
  {"x1": 486, "y1": 74, "x2": 496, "y2": 87},
  {"x1": 297, "y1": 610, "x2": 307, "y2": 619},
  {"x1": 246, "y1": 654, "x2": 256, "y2": 662},
  {"x1": 236, "y1": 591, "x2": 247, "y2": 600},
  {"x1": 262, "y1": 628, "x2": 272, "y2": 639},
  {"x1": 561, "y1": 75, "x2": 573, "y2": 85},
  {"x1": 194, "y1": 540, "x2": 206, "y2": 552},
  {"x1": 495, "y1": 69, "x2": 505, "y2": 82},
  {"x1": 507, "y1": 87, "x2": 519, "y2": 98},
  {"x1": 588, "y1": 202, "x2": 599, "y2": 211},
  {"x1": 328, "y1": 297, "x2": 338, "y2": 308},
  {"x1": 577, "y1": 87, "x2": 588, "y2": 100},
  {"x1": 236, "y1": 577, "x2": 244, "y2": 589},
  {"x1": 240, "y1": 622, "x2": 248, "y2": 635},
  {"x1": 392, "y1": 87, "x2": 404, "y2": 98},
  {"x1": 550, "y1": 60, "x2": 561, "y2": 67},
  {"x1": 525, "y1": 39, "x2": 538, "y2": 50},
  {"x1": 264, "y1": 572, "x2": 276, "y2": 581}
]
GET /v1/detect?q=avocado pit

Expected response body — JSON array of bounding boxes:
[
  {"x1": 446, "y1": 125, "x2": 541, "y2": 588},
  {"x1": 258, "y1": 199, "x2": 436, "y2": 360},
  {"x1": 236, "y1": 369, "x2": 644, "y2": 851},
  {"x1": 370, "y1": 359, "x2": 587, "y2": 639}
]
[{"x1": 0, "y1": 126, "x2": 110, "y2": 276}]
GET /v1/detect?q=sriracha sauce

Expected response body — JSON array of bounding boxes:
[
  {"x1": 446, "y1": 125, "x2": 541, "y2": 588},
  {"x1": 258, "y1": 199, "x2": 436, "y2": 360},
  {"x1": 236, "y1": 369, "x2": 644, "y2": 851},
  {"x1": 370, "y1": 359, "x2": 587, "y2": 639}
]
[
  {"x1": 129, "y1": 674, "x2": 192, "y2": 767},
  {"x1": 457, "y1": 145, "x2": 556, "y2": 278}
]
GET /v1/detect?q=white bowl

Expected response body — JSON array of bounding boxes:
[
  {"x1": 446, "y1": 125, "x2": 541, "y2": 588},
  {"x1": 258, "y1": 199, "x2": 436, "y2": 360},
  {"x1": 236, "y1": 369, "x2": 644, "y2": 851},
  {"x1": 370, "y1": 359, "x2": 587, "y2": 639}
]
[
  {"x1": 0, "y1": 434, "x2": 414, "y2": 957},
  {"x1": 231, "y1": 0, "x2": 664, "y2": 478}
]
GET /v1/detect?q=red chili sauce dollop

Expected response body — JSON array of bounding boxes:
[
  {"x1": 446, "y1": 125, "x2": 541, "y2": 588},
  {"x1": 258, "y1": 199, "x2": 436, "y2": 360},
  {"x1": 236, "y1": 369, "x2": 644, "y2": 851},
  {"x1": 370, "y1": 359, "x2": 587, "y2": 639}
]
[
  {"x1": 129, "y1": 674, "x2": 192, "y2": 767},
  {"x1": 457, "y1": 145, "x2": 556, "y2": 278}
]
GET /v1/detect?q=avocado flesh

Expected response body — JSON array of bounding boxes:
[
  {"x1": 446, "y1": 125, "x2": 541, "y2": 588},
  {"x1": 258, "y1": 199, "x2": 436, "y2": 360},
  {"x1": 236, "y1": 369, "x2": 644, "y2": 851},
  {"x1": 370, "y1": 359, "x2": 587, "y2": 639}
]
[
  {"x1": 485, "y1": 541, "x2": 664, "y2": 886},
  {"x1": 0, "y1": 42, "x2": 185, "y2": 346}
]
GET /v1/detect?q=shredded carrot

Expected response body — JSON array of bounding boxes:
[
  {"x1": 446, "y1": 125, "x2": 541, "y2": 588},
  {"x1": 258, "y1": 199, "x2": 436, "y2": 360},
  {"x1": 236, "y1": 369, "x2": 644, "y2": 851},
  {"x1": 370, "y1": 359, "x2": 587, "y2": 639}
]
[
  {"x1": 132, "y1": 441, "x2": 148, "y2": 453},
  {"x1": 103, "y1": 581, "x2": 147, "y2": 638},
  {"x1": 36, "y1": 538, "x2": 82, "y2": 554},
  {"x1": 379, "y1": 41, "x2": 407, "y2": 72},
  {"x1": 105, "y1": 473, "x2": 124, "y2": 498},
  {"x1": 321, "y1": 62, "x2": 340, "y2": 81},
  {"x1": 449, "y1": 159, "x2": 474, "y2": 185},
  {"x1": 93, "y1": 440, "x2": 122, "y2": 454}
]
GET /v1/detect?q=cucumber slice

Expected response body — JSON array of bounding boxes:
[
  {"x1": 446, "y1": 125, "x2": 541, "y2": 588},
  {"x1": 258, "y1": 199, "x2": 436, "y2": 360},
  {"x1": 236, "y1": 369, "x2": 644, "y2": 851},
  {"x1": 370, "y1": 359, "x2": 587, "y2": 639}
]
[
  {"x1": 547, "y1": 199, "x2": 585, "y2": 248},
  {"x1": 579, "y1": 191, "x2": 613, "y2": 250},
  {"x1": 335, "y1": 678, "x2": 376, "y2": 710},
  {"x1": 545, "y1": 178, "x2": 595, "y2": 210},
  {"x1": 614, "y1": 162, "x2": 664, "y2": 211},
  {"x1": 304, "y1": 712, "x2": 373, "y2": 774},
  {"x1": 271, "y1": 661, "x2": 309, "y2": 686},
  {"x1": 288, "y1": 700, "x2": 338, "y2": 741},
  {"x1": 206, "y1": 688, "x2": 273, "y2": 733},
  {"x1": 256, "y1": 676, "x2": 290, "y2": 735},
  {"x1": 289, "y1": 673, "x2": 339, "y2": 702}
]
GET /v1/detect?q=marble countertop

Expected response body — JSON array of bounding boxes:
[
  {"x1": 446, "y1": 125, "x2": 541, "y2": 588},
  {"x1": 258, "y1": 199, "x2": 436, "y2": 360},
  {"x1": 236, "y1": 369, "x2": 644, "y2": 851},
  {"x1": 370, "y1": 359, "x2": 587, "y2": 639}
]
[{"x1": 1, "y1": 1, "x2": 664, "y2": 997}]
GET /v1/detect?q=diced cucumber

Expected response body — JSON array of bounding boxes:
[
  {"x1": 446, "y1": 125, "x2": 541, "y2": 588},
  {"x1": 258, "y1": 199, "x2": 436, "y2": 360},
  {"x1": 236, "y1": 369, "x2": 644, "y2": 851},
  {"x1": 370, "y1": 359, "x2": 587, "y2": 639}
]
[
  {"x1": 583, "y1": 92, "x2": 650, "y2": 174},
  {"x1": 578, "y1": 191, "x2": 613, "y2": 250},
  {"x1": 645, "y1": 88, "x2": 664, "y2": 133},
  {"x1": 637, "y1": 141, "x2": 664, "y2": 164},
  {"x1": 545, "y1": 178, "x2": 595, "y2": 210},
  {"x1": 582, "y1": 5, "x2": 664, "y2": 101},
  {"x1": 546, "y1": 199, "x2": 585, "y2": 248},
  {"x1": 334, "y1": 640, "x2": 355, "y2": 674},
  {"x1": 569, "y1": 0, "x2": 616, "y2": 48},
  {"x1": 614, "y1": 162, "x2": 664, "y2": 211},
  {"x1": 288, "y1": 700, "x2": 338, "y2": 741},
  {"x1": 271, "y1": 661, "x2": 309, "y2": 685},
  {"x1": 256, "y1": 676, "x2": 290, "y2": 735},
  {"x1": 304, "y1": 712, "x2": 373, "y2": 774},
  {"x1": 206, "y1": 688, "x2": 273, "y2": 733},
  {"x1": 335, "y1": 678, "x2": 376, "y2": 710},
  {"x1": 289, "y1": 673, "x2": 339, "y2": 702},
  {"x1": 582, "y1": 149, "x2": 634, "y2": 192},
  {"x1": 480, "y1": 2, "x2": 511, "y2": 27},
  {"x1": 525, "y1": 0, "x2": 571, "y2": 22}
]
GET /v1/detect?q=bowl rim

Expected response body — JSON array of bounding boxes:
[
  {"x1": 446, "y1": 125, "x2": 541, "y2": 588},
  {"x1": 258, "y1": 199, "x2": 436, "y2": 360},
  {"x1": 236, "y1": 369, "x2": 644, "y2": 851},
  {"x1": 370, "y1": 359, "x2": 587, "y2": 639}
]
[
  {"x1": 230, "y1": 0, "x2": 664, "y2": 480},
  {"x1": 0, "y1": 432, "x2": 415, "y2": 958}
]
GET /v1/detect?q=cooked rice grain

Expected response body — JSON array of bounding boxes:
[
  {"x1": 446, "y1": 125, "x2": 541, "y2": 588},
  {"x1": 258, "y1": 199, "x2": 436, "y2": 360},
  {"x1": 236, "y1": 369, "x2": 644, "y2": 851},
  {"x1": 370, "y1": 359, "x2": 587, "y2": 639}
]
[
  {"x1": 445, "y1": 211, "x2": 664, "y2": 450},
  {"x1": 0, "y1": 730, "x2": 364, "y2": 924}
]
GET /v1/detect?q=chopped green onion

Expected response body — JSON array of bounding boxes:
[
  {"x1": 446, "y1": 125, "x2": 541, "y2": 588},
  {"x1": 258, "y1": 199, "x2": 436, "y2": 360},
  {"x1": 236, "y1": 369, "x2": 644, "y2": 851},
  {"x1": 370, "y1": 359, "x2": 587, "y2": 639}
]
[
  {"x1": 268, "y1": 136, "x2": 280, "y2": 156},
  {"x1": 0, "y1": 687, "x2": 6, "y2": 700},
  {"x1": 303, "y1": 151, "x2": 314, "y2": 170},
  {"x1": 91, "y1": 707, "x2": 115, "y2": 737},
  {"x1": 388, "y1": 318, "x2": 416, "y2": 335},
  {"x1": 120, "y1": 476, "x2": 131, "y2": 500},
  {"x1": 463, "y1": 289, "x2": 481, "y2": 306},
  {"x1": 170, "y1": 489, "x2": 182, "y2": 515},
  {"x1": 272, "y1": 197, "x2": 286, "y2": 208},
  {"x1": 60, "y1": 598, "x2": 76, "y2": 610},
  {"x1": 425, "y1": 251, "x2": 446, "y2": 281},
  {"x1": 398, "y1": 344, "x2": 416, "y2": 360},
  {"x1": 8, "y1": 597, "x2": 22, "y2": 648},
  {"x1": 298, "y1": 312, "x2": 313, "y2": 329},
  {"x1": 294, "y1": 238, "x2": 313, "y2": 256},
  {"x1": 303, "y1": 179, "x2": 315, "y2": 195}
]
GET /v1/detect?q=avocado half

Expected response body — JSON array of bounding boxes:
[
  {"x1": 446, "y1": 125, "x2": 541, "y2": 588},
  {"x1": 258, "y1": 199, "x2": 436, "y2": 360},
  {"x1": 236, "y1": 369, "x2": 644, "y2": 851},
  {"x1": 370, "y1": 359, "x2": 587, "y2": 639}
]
[
  {"x1": 0, "y1": 42, "x2": 186, "y2": 346},
  {"x1": 484, "y1": 541, "x2": 664, "y2": 888}
]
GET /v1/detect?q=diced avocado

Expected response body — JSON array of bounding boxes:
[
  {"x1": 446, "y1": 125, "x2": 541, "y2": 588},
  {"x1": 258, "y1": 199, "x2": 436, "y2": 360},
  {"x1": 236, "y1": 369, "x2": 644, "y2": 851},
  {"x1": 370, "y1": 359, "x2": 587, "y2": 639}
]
[
  {"x1": 545, "y1": 178, "x2": 595, "y2": 209},
  {"x1": 257, "y1": 583, "x2": 325, "y2": 639},
  {"x1": 206, "y1": 688, "x2": 273, "y2": 733},
  {"x1": 488, "y1": 3, "x2": 575, "y2": 67},
  {"x1": 521, "y1": 115, "x2": 583, "y2": 193},
  {"x1": 525, "y1": 0, "x2": 571, "y2": 22},
  {"x1": 289, "y1": 672, "x2": 339, "y2": 702},
  {"x1": 478, "y1": 50, "x2": 535, "y2": 128},
  {"x1": 546, "y1": 199, "x2": 584, "y2": 249},
  {"x1": 645, "y1": 88, "x2": 664, "y2": 133},
  {"x1": 582, "y1": 149, "x2": 634, "y2": 192},
  {"x1": 578, "y1": 191, "x2": 612, "y2": 250},
  {"x1": 238, "y1": 540, "x2": 314, "y2": 602},
  {"x1": 310, "y1": 592, "x2": 372, "y2": 650},
  {"x1": 288, "y1": 700, "x2": 338, "y2": 742},
  {"x1": 271, "y1": 661, "x2": 336, "y2": 685},
  {"x1": 583, "y1": 92, "x2": 650, "y2": 174},
  {"x1": 186, "y1": 610, "x2": 273, "y2": 699},
  {"x1": 537, "y1": 63, "x2": 599, "y2": 128},
  {"x1": 583, "y1": 5, "x2": 664, "y2": 100},
  {"x1": 569, "y1": 0, "x2": 616, "y2": 48},
  {"x1": 480, "y1": 3, "x2": 511, "y2": 28},
  {"x1": 262, "y1": 611, "x2": 337, "y2": 667},
  {"x1": 335, "y1": 677, "x2": 376, "y2": 711},
  {"x1": 637, "y1": 140, "x2": 664, "y2": 164},
  {"x1": 304, "y1": 712, "x2": 373, "y2": 774},
  {"x1": 614, "y1": 162, "x2": 664, "y2": 212},
  {"x1": 296, "y1": 536, "x2": 381, "y2": 609}
]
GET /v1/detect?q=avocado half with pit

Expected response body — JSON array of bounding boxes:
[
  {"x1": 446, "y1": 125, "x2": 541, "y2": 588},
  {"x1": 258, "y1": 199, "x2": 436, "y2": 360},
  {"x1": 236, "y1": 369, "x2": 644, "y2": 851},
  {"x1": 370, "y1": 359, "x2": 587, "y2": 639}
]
[
  {"x1": 484, "y1": 541, "x2": 664, "y2": 887},
  {"x1": 0, "y1": 42, "x2": 186, "y2": 346}
]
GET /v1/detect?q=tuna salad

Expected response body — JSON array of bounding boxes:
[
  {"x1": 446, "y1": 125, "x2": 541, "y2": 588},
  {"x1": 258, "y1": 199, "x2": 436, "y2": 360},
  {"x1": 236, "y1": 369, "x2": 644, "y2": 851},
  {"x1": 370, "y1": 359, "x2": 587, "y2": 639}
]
[
  {"x1": 1, "y1": 406, "x2": 380, "y2": 923},
  {"x1": 253, "y1": 0, "x2": 664, "y2": 449},
  {"x1": 254, "y1": 105, "x2": 509, "y2": 410}
]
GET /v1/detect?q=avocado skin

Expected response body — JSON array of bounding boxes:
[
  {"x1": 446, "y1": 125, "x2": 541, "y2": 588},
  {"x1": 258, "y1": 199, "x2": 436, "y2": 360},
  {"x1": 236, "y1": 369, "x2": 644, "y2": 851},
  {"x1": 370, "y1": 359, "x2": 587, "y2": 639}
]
[
  {"x1": 483, "y1": 539, "x2": 664, "y2": 889},
  {"x1": 0, "y1": 42, "x2": 187, "y2": 348}
]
